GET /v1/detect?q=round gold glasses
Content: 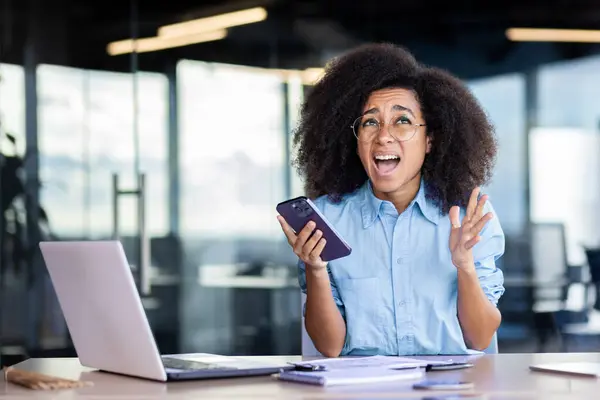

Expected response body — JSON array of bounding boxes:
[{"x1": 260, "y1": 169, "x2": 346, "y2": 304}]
[{"x1": 351, "y1": 114, "x2": 426, "y2": 142}]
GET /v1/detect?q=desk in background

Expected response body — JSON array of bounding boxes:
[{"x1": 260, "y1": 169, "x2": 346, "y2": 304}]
[{"x1": 1, "y1": 353, "x2": 600, "y2": 399}]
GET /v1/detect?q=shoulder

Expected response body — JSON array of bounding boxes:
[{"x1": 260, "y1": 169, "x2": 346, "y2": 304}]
[
  {"x1": 469, "y1": 199, "x2": 505, "y2": 260},
  {"x1": 477, "y1": 199, "x2": 504, "y2": 240}
]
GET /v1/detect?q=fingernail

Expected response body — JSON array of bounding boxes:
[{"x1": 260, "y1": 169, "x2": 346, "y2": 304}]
[
  {"x1": 316, "y1": 230, "x2": 322, "y2": 236},
  {"x1": 309, "y1": 221, "x2": 316, "y2": 228}
]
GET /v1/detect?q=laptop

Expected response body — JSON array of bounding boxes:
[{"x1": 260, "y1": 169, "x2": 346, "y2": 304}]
[{"x1": 39, "y1": 240, "x2": 293, "y2": 382}]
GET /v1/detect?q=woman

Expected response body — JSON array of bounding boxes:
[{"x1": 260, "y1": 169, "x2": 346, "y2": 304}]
[{"x1": 277, "y1": 43, "x2": 505, "y2": 357}]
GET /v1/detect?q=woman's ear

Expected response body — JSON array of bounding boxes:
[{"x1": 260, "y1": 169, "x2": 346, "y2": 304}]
[{"x1": 426, "y1": 134, "x2": 432, "y2": 153}]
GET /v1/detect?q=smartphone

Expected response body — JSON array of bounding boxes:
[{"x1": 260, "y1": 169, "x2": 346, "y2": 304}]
[
  {"x1": 413, "y1": 380, "x2": 475, "y2": 390},
  {"x1": 421, "y1": 396, "x2": 484, "y2": 400},
  {"x1": 276, "y1": 196, "x2": 352, "y2": 262},
  {"x1": 426, "y1": 362, "x2": 474, "y2": 372}
]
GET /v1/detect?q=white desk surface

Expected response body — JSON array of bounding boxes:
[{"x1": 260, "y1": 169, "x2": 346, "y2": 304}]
[{"x1": 1, "y1": 353, "x2": 600, "y2": 399}]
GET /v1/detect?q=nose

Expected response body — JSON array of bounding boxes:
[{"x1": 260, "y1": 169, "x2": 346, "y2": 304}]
[{"x1": 375, "y1": 122, "x2": 394, "y2": 145}]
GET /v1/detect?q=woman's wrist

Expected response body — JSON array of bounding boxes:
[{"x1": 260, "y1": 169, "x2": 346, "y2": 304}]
[{"x1": 306, "y1": 263, "x2": 329, "y2": 279}]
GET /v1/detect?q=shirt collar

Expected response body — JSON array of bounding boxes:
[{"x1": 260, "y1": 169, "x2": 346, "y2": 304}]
[{"x1": 360, "y1": 179, "x2": 440, "y2": 228}]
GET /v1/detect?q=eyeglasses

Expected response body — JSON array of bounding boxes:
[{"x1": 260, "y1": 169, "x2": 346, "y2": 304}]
[{"x1": 350, "y1": 114, "x2": 426, "y2": 142}]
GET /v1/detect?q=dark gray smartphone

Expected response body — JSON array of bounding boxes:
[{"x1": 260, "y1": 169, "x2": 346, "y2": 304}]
[
  {"x1": 413, "y1": 380, "x2": 475, "y2": 390},
  {"x1": 422, "y1": 396, "x2": 484, "y2": 400},
  {"x1": 426, "y1": 362, "x2": 474, "y2": 372},
  {"x1": 276, "y1": 196, "x2": 352, "y2": 262}
]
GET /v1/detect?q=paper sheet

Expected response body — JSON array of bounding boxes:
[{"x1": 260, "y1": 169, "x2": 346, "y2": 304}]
[
  {"x1": 278, "y1": 365, "x2": 424, "y2": 386},
  {"x1": 295, "y1": 355, "x2": 450, "y2": 370}
]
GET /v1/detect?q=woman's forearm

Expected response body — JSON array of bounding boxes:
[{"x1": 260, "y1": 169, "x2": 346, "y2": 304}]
[
  {"x1": 456, "y1": 267, "x2": 501, "y2": 351},
  {"x1": 304, "y1": 267, "x2": 347, "y2": 357}
]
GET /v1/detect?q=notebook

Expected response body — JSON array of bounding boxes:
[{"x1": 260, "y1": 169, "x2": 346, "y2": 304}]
[{"x1": 277, "y1": 366, "x2": 424, "y2": 386}]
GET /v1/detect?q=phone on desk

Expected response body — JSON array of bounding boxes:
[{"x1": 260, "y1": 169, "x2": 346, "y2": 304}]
[
  {"x1": 413, "y1": 380, "x2": 475, "y2": 390},
  {"x1": 421, "y1": 396, "x2": 484, "y2": 400},
  {"x1": 276, "y1": 196, "x2": 352, "y2": 262}
]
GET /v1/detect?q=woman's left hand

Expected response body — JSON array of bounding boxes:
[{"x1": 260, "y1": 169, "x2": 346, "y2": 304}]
[{"x1": 448, "y1": 187, "x2": 493, "y2": 271}]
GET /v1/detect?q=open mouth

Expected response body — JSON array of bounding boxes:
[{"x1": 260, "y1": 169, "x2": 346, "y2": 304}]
[{"x1": 373, "y1": 154, "x2": 400, "y2": 175}]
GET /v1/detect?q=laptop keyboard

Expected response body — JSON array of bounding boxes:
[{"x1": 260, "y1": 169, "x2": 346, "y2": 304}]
[{"x1": 161, "y1": 357, "x2": 234, "y2": 371}]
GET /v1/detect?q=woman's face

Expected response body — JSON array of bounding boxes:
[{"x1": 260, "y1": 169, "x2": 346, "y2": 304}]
[{"x1": 356, "y1": 87, "x2": 430, "y2": 197}]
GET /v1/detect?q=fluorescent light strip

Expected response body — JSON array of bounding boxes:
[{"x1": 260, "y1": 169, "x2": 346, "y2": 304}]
[
  {"x1": 244, "y1": 67, "x2": 324, "y2": 85},
  {"x1": 158, "y1": 7, "x2": 267, "y2": 38},
  {"x1": 107, "y1": 29, "x2": 227, "y2": 56},
  {"x1": 506, "y1": 28, "x2": 600, "y2": 43}
]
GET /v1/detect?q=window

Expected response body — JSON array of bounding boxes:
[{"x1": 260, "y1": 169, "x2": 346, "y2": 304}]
[
  {"x1": 85, "y1": 70, "x2": 168, "y2": 237},
  {"x1": 37, "y1": 65, "x2": 168, "y2": 237},
  {"x1": 37, "y1": 65, "x2": 87, "y2": 236},
  {"x1": 0, "y1": 63, "x2": 25, "y2": 156},
  {"x1": 287, "y1": 76, "x2": 305, "y2": 198},
  {"x1": 534, "y1": 55, "x2": 600, "y2": 265},
  {"x1": 529, "y1": 127, "x2": 600, "y2": 266},
  {"x1": 539, "y1": 55, "x2": 600, "y2": 131},
  {"x1": 178, "y1": 60, "x2": 286, "y2": 238},
  {"x1": 468, "y1": 74, "x2": 527, "y2": 236},
  {"x1": 177, "y1": 60, "x2": 288, "y2": 353}
]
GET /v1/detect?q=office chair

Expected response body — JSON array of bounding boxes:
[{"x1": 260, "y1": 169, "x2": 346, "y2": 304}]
[
  {"x1": 528, "y1": 223, "x2": 571, "y2": 351},
  {"x1": 584, "y1": 248, "x2": 600, "y2": 311},
  {"x1": 558, "y1": 247, "x2": 600, "y2": 352}
]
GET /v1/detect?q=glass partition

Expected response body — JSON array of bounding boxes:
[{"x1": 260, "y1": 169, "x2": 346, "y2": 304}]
[
  {"x1": 37, "y1": 65, "x2": 168, "y2": 238},
  {"x1": 177, "y1": 60, "x2": 298, "y2": 355}
]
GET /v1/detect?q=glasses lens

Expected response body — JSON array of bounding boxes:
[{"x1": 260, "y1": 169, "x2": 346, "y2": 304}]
[
  {"x1": 389, "y1": 123, "x2": 416, "y2": 142},
  {"x1": 352, "y1": 115, "x2": 419, "y2": 142},
  {"x1": 353, "y1": 116, "x2": 379, "y2": 142}
]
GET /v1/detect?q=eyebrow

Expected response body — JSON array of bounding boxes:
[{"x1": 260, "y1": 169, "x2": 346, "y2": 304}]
[{"x1": 364, "y1": 104, "x2": 416, "y2": 118}]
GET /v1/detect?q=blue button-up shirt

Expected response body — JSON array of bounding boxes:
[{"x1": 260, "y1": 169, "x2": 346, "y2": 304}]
[{"x1": 298, "y1": 180, "x2": 505, "y2": 356}]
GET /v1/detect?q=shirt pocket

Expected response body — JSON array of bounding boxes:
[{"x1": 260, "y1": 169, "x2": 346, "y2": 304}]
[{"x1": 336, "y1": 277, "x2": 387, "y2": 353}]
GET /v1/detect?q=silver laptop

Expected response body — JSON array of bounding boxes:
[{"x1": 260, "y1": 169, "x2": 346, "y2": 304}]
[{"x1": 39, "y1": 240, "x2": 292, "y2": 382}]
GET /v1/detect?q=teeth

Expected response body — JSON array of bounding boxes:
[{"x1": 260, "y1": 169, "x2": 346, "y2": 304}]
[{"x1": 374, "y1": 155, "x2": 399, "y2": 160}]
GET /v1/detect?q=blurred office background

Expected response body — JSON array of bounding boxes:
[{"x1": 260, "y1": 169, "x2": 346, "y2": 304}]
[{"x1": 1, "y1": 0, "x2": 600, "y2": 363}]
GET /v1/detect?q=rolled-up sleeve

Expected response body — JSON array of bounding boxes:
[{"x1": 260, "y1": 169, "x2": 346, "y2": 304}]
[
  {"x1": 298, "y1": 260, "x2": 346, "y2": 318},
  {"x1": 472, "y1": 201, "x2": 506, "y2": 306}
]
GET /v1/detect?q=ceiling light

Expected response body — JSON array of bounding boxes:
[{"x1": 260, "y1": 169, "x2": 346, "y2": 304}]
[
  {"x1": 250, "y1": 67, "x2": 324, "y2": 85},
  {"x1": 300, "y1": 68, "x2": 324, "y2": 84},
  {"x1": 506, "y1": 28, "x2": 600, "y2": 43},
  {"x1": 107, "y1": 29, "x2": 227, "y2": 56},
  {"x1": 158, "y1": 7, "x2": 267, "y2": 38}
]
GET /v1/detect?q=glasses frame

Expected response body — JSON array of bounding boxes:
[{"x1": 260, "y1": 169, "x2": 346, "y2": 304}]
[{"x1": 350, "y1": 115, "x2": 426, "y2": 142}]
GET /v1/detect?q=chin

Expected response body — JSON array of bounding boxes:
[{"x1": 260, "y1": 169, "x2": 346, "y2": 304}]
[{"x1": 369, "y1": 174, "x2": 405, "y2": 194}]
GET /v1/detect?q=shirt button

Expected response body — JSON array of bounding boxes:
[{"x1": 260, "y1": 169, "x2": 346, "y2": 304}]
[
  {"x1": 399, "y1": 300, "x2": 406, "y2": 306},
  {"x1": 396, "y1": 258, "x2": 403, "y2": 264}
]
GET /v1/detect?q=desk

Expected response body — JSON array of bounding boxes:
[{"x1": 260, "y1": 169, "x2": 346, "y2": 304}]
[{"x1": 1, "y1": 353, "x2": 599, "y2": 399}]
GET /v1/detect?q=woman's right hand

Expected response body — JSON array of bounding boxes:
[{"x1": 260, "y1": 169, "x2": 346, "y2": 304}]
[{"x1": 277, "y1": 216, "x2": 328, "y2": 270}]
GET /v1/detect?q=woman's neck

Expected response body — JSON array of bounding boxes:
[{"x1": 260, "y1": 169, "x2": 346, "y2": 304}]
[{"x1": 372, "y1": 173, "x2": 421, "y2": 214}]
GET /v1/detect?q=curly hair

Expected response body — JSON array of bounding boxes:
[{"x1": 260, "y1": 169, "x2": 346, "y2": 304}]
[{"x1": 292, "y1": 43, "x2": 497, "y2": 214}]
